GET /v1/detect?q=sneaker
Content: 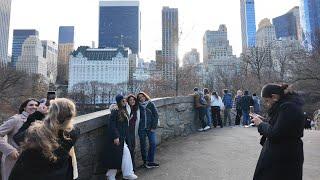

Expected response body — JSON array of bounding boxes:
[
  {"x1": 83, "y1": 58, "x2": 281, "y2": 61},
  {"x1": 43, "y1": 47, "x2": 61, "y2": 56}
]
[
  {"x1": 140, "y1": 163, "x2": 148, "y2": 168},
  {"x1": 147, "y1": 162, "x2": 160, "y2": 168},
  {"x1": 203, "y1": 126, "x2": 211, "y2": 131},
  {"x1": 198, "y1": 128, "x2": 204, "y2": 132},
  {"x1": 123, "y1": 174, "x2": 138, "y2": 180},
  {"x1": 244, "y1": 125, "x2": 249, "y2": 128}
]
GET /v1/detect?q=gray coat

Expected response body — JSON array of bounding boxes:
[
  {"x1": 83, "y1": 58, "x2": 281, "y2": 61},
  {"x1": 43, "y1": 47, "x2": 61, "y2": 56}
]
[{"x1": 0, "y1": 113, "x2": 28, "y2": 180}]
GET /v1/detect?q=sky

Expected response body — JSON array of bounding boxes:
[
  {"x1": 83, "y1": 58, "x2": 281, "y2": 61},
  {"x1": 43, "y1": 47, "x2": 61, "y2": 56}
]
[{"x1": 9, "y1": 0, "x2": 300, "y2": 62}]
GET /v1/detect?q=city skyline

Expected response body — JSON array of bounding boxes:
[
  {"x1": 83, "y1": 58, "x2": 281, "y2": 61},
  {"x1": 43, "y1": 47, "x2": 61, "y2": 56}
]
[{"x1": 8, "y1": 0, "x2": 299, "y2": 62}]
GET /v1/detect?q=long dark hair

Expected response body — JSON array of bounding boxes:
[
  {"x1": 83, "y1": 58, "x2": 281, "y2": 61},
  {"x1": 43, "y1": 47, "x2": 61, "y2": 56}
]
[
  {"x1": 137, "y1": 92, "x2": 151, "y2": 102},
  {"x1": 127, "y1": 94, "x2": 138, "y2": 112},
  {"x1": 19, "y1": 98, "x2": 39, "y2": 114},
  {"x1": 116, "y1": 99, "x2": 129, "y2": 122},
  {"x1": 212, "y1": 91, "x2": 218, "y2": 99},
  {"x1": 261, "y1": 83, "x2": 295, "y2": 99}
]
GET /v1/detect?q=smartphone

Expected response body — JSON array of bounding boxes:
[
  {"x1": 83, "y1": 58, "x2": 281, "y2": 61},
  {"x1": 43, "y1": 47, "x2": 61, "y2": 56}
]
[
  {"x1": 249, "y1": 106, "x2": 254, "y2": 114},
  {"x1": 46, "y1": 91, "x2": 56, "y2": 106}
]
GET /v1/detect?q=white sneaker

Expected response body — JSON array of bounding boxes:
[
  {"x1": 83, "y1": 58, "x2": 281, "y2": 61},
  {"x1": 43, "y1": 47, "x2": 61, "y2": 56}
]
[
  {"x1": 107, "y1": 176, "x2": 116, "y2": 180},
  {"x1": 203, "y1": 126, "x2": 211, "y2": 131},
  {"x1": 123, "y1": 174, "x2": 138, "y2": 180},
  {"x1": 244, "y1": 125, "x2": 249, "y2": 128},
  {"x1": 198, "y1": 128, "x2": 204, "y2": 132}
]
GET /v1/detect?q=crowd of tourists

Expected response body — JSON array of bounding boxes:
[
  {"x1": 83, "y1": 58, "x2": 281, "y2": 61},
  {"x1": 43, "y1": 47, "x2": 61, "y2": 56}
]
[
  {"x1": 192, "y1": 87, "x2": 261, "y2": 131},
  {"x1": 0, "y1": 83, "x2": 308, "y2": 180}
]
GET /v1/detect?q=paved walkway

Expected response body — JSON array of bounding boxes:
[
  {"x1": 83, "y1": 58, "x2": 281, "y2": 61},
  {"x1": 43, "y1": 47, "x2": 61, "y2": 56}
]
[{"x1": 136, "y1": 127, "x2": 320, "y2": 180}]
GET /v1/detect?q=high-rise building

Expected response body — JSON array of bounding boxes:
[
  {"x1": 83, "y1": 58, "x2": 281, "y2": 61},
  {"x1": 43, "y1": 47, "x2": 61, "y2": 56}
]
[
  {"x1": 272, "y1": 6, "x2": 302, "y2": 41},
  {"x1": 256, "y1": 18, "x2": 276, "y2": 47},
  {"x1": 162, "y1": 7, "x2": 179, "y2": 82},
  {"x1": 0, "y1": 0, "x2": 12, "y2": 67},
  {"x1": 57, "y1": 26, "x2": 74, "y2": 84},
  {"x1": 300, "y1": 0, "x2": 320, "y2": 47},
  {"x1": 58, "y1": 26, "x2": 74, "y2": 44},
  {"x1": 183, "y1": 49, "x2": 200, "y2": 66},
  {"x1": 99, "y1": 0, "x2": 140, "y2": 54},
  {"x1": 240, "y1": 0, "x2": 257, "y2": 52},
  {"x1": 16, "y1": 36, "x2": 47, "y2": 77},
  {"x1": 11, "y1": 29, "x2": 39, "y2": 68},
  {"x1": 203, "y1": 25, "x2": 233, "y2": 64},
  {"x1": 42, "y1": 40, "x2": 58, "y2": 83}
]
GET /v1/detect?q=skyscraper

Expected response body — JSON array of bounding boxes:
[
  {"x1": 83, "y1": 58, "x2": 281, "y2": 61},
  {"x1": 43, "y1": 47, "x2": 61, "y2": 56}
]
[
  {"x1": 11, "y1": 29, "x2": 39, "y2": 68},
  {"x1": 0, "y1": 0, "x2": 11, "y2": 67},
  {"x1": 99, "y1": 0, "x2": 140, "y2": 54},
  {"x1": 58, "y1": 26, "x2": 74, "y2": 44},
  {"x1": 272, "y1": 6, "x2": 302, "y2": 41},
  {"x1": 203, "y1": 25, "x2": 233, "y2": 64},
  {"x1": 57, "y1": 26, "x2": 74, "y2": 84},
  {"x1": 16, "y1": 36, "x2": 47, "y2": 77},
  {"x1": 256, "y1": 18, "x2": 276, "y2": 47},
  {"x1": 162, "y1": 7, "x2": 179, "y2": 82},
  {"x1": 300, "y1": 0, "x2": 320, "y2": 47},
  {"x1": 240, "y1": 0, "x2": 257, "y2": 52},
  {"x1": 183, "y1": 49, "x2": 200, "y2": 66},
  {"x1": 42, "y1": 40, "x2": 58, "y2": 83}
]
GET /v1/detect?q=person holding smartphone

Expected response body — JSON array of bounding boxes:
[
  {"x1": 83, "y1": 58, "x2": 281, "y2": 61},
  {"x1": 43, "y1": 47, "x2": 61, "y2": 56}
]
[{"x1": 251, "y1": 83, "x2": 304, "y2": 180}]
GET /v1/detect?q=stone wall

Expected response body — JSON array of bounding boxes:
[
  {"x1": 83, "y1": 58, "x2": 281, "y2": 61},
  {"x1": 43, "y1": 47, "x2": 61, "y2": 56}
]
[{"x1": 74, "y1": 96, "x2": 199, "y2": 180}]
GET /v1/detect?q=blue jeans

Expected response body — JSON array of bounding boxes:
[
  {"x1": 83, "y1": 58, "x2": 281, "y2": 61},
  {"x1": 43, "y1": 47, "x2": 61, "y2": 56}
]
[
  {"x1": 206, "y1": 107, "x2": 212, "y2": 126},
  {"x1": 242, "y1": 111, "x2": 250, "y2": 125},
  {"x1": 138, "y1": 129, "x2": 156, "y2": 163}
]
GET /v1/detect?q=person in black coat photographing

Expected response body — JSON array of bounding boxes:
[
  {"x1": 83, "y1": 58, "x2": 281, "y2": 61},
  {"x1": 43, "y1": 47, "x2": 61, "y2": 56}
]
[
  {"x1": 251, "y1": 83, "x2": 304, "y2": 180},
  {"x1": 105, "y1": 94, "x2": 138, "y2": 180}
]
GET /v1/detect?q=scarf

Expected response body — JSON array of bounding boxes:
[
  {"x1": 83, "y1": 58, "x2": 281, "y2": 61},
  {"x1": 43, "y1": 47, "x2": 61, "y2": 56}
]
[{"x1": 140, "y1": 100, "x2": 150, "y2": 129}]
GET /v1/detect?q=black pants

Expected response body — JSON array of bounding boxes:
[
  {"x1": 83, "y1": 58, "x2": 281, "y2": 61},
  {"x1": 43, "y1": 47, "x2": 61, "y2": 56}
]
[
  {"x1": 128, "y1": 129, "x2": 136, "y2": 169},
  {"x1": 211, "y1": 106, "x2": 222, "y2": 127},
  {"x1": 235, "y1": 109, "x2": 242, "y2": 125},
  {"x1": 197, "y1": 107, "x2": 207, "y2": 128}
]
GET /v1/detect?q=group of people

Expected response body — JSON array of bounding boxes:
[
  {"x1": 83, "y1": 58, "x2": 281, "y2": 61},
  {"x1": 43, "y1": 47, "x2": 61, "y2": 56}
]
[
  {"x1": 104, "y1": 92, "x2": 159, "y2": 180},
  {"x1": 195, "y1": 83, "x2": 305, "y2": 180},
  {"x1": 193, "y1": 87, "x2": 262, "y2": 131},
  {"x1": 0, "y1": 83, "x2": 306, "y2": 180},
  {"x1": 0, "y1": 98, "x2": 79, "y2": 180},
  {"x1": 0, "y1": 91, "x2": 159, "y2": 180}
]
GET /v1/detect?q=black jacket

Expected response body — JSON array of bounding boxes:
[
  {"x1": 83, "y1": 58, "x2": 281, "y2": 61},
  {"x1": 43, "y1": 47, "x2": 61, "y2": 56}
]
[
  {"x1": 13, "y1": 111, "x2": 45, "y2": 145},
  {"x1": 103, "y1": 109, "x2": 131, "y2": 169},
  {"x1": 138, "y1": 102, "x2": 159, "y2": 131},
  {"x1": 253, "y1": 95, "x2": 304, "y2": 180},
  {"x1": 240, "y1": 95, "x2": 254, "y2": 112},
  {"x1": 9, "y1": 128, "x2": 80, "y2": 180}
]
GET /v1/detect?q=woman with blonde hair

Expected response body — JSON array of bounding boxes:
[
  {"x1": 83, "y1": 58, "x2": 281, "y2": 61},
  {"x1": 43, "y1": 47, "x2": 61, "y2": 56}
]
[
  {"x1": 0, "y1": 98, "x2": 39, "y2": 180},
  {"x1": 9, "y1": 98, "x2": 80, "y2": 180}
]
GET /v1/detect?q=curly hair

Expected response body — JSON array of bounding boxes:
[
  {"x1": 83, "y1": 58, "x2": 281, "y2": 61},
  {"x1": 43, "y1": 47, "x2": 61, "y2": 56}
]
[{"x1": 21, "y1": 98, "x2": 76, "y2": 162}]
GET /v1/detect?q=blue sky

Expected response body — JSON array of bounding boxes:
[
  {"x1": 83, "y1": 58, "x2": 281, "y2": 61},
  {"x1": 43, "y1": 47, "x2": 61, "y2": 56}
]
[{"x1": 9, "y1": 0, "x2": 299, "y2": 61}]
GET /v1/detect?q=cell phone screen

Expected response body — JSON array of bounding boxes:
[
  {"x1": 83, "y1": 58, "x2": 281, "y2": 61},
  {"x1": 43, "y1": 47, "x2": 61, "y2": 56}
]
[
  {"x1": 249, "y1": 106, "x2": 254, "y2": 114},
  {"x1": 46, "y1": 91, "x2": 56, "y2": 106}
]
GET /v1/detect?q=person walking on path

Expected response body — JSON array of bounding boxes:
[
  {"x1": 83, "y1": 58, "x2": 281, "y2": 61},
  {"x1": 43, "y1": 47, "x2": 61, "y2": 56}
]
[
  {"x1": 252, "y1": 93, "x2": 261, "y2": 115},
  {"x1": 204, "y1": 88, "x2": 212, "y2": 127},
  {"x1": 137, "y1": 92, "x2": 160, "y2": 169},
  {"x1": 210, "y1": 92, "x2": 224, "y2": 128},
  {"x1": 241, "y1": 90, "x2": 254, "y2": 126},
  {"x1": 193, "y1": 88, "x2": 210, "y2": 131},
  {"x1": 251, "y1": 83, "x2": 304, "y2": 180},
  {"x1": 0, "y1": 98, "x2": 39, "y2": 180},
  {"x1": 105, "y1": 94, "x2": 138, "y2": 180},
  {"x1": 234, "y1": 90, "x2": 243, "y2": 126},
  {"x1": 222, "y1": 89, "x2": 233, "y2": 126}
]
